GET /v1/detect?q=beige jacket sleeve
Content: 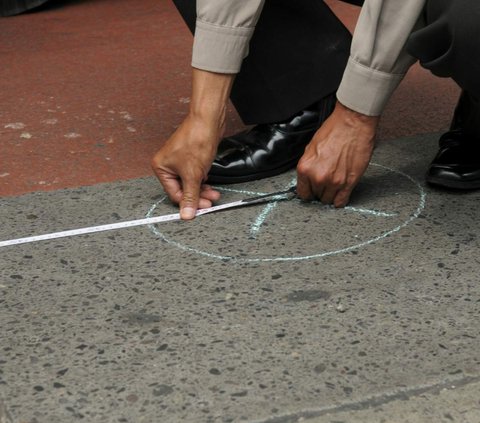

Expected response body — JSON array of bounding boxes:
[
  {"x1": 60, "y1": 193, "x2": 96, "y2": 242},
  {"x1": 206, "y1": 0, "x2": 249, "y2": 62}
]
[
  {"x1": 336, "y1": 0, "x2": 427, "y2": 116},
  {"x1": 192, "y1": 0, "x2": 265, "y2": 74}
]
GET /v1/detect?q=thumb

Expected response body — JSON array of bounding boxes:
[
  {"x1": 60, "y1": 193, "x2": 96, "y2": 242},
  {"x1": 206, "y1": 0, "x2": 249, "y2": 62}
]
[{"x1": 180, "y1": 175, "x2": 202, "y2": 220}]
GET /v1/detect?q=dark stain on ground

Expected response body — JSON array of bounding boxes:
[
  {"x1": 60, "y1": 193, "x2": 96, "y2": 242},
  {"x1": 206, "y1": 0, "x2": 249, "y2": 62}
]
[
  {"x1": 123, "y1": 312, "x2": 161, "y2": 324},
  {"x1": 286, "y1": 290, "x2": 331, "y2": 302},
  {"x1": 152, "y1": 385, "x2": 174, "y2": 397}
]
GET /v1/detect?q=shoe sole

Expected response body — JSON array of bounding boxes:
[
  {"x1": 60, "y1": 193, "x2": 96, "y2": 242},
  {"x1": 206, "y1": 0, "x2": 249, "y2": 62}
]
[
  {"x1": 426, "y1": 175, "x2": 480, "y2": 190},
  {"x1": 207, "y1": 159, "x2": 299, "y2": 184}
]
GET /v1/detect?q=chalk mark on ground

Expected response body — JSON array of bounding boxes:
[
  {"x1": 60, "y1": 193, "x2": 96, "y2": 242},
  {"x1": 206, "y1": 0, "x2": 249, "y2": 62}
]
[{"x1": 147, "y1": 163, "x2": 426, "y2": 262}]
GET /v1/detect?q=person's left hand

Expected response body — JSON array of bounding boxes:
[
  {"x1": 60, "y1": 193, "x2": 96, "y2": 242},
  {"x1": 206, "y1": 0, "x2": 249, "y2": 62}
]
[{"x1": 296, "y1": 101, "x2": 380, "y2": 207}]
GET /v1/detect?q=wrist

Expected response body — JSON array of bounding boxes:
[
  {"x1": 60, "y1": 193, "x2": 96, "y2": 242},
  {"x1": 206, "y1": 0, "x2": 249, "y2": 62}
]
[
  {"x1": 189, "y1": 68, "x2": 234, "y2": 128},
  {"x1": 335, "y1": 101, "x2": 380, "y2": 128},
  {"x1": 179, "y1": 112, "x2": 226, "y2": 153},
  {"x1": 189, "y1": 102, "x2": 227, "y2": 130}
]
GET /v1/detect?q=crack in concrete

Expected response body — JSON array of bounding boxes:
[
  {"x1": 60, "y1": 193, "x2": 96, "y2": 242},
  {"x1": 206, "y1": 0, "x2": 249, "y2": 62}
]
[{"x1": 253, "y1": 375, "x2": 480, "y2": 423}]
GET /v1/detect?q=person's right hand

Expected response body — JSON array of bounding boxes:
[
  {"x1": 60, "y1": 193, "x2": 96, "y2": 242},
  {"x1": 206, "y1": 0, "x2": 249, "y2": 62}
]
[
  {"x1": 296, "y1": 101, "x2": 378, "y2": 207},
  {"x1": 151, "y1": 114, "x2": 223, "y2": 220}
]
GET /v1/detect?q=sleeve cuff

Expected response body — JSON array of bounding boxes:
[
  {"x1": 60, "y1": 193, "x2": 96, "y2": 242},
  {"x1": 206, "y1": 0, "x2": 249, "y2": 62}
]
[
  {"x1": 336, "y1": 57, "x2": 406, "y2": 116},
  {"x1": 192, "y1": 19, "x2": 254, "y2": 74}
]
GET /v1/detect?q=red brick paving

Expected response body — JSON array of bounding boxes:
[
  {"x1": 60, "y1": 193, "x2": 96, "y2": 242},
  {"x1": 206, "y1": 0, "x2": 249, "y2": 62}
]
[{"x1": 0, "y1": 0, "x2": 460, "y2": 197}]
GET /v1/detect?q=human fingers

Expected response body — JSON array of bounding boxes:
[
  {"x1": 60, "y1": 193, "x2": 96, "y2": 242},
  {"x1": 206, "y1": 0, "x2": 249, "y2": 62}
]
[
  {"x1": 198, "y1": 198, "x2": 213, "y2": 209},
  {"x1": 157, "y1": 173, "x2": 183, "y2": 205},
  {"x1": 179, "y1": 174, "x2": 202, "y2": 220},
  {"x1": 151, "y1": 153, "x2": 184, "y2": 204},
  {"x1": 296, "y1": 161, "x2": 315, "y2": 201},
  {"x1": 200, "y1": 184, "x2": 221, "y2": 202},
  {"x1": 333, "y1": 185, "x2": 354, "y2": 208},
  {"x1": 159, "y1": 184, "x2": 218, "y2": 214},
  {"x1": 320, "y1": 185, "x2": 339, "y2": 205}
]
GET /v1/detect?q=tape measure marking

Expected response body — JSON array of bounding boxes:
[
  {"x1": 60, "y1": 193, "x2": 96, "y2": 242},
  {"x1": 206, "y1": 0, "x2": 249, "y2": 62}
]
[
  {"x1": 0, "y1": 191, "x2": 294, "y2": 249},
  {"x1": 0, "y1": 199, "x2": 248, "y2": 248}
]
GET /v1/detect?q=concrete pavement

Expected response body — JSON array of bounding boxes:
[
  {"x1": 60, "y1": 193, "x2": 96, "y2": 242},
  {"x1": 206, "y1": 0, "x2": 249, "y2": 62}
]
[{"x1": 1, "y1": 133, "x2": 479, "y2": 422}]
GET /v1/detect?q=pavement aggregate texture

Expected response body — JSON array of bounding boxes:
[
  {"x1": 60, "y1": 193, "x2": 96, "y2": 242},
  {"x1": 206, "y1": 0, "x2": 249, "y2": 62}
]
[{"x1": 1, "y1": 134, "x2": 480, "y2": 422}]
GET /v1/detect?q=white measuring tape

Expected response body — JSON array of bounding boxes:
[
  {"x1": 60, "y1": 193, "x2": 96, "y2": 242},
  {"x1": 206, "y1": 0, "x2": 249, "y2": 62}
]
[{"x1": 0, "y1": 189, "x2": 295, "y2": 248}]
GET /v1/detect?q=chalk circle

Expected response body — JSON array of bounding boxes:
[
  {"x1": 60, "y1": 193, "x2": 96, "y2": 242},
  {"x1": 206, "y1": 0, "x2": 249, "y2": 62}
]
[{"x1": 146, "y1": 163, "x2": 426, "y2": 263}]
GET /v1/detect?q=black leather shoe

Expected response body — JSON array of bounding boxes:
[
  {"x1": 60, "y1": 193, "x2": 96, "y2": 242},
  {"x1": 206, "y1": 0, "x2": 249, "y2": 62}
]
[
  {"x1": 426, "y1": 129, "x2": 480, "y2": 189},
  {"x1": 1, "y1": 0, "x2": 49, "y2": 16},
  {"x1": 426, "y1": 91, "x2": 480, "y2": 189},
  {"x1": 207, "y1": 93, "x2": 336, "y2": 184}
]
